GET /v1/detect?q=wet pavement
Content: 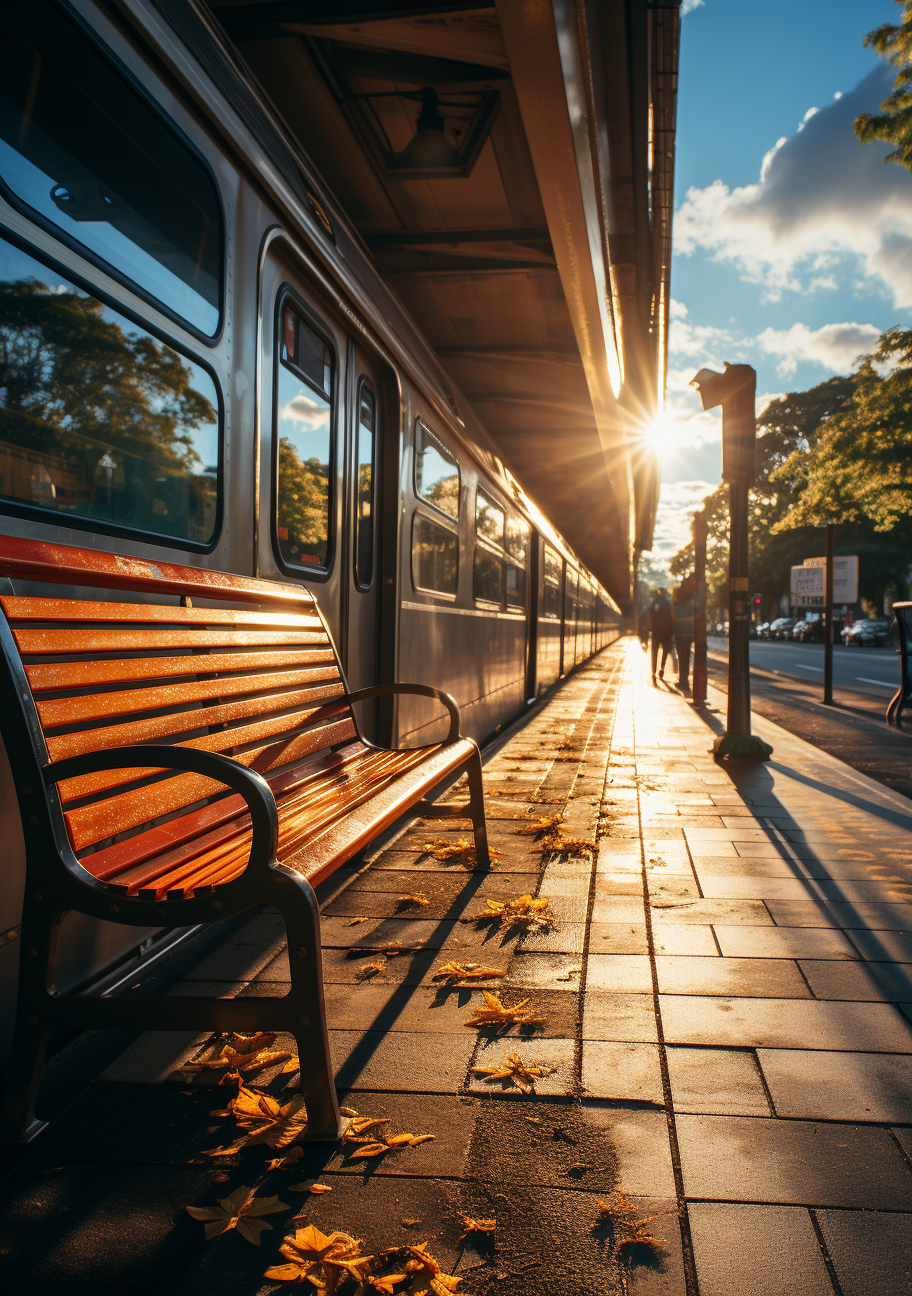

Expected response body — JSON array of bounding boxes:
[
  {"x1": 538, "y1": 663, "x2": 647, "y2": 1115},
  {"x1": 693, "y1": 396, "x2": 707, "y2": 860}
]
[{"x1": 2, "y1": 636, "x2": 912, "y2": 1294}]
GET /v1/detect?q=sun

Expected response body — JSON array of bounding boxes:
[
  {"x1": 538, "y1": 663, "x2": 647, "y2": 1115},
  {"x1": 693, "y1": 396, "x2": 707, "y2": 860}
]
[{"x1": 643, "y1": 412, "x2": 679, "y2": 458}]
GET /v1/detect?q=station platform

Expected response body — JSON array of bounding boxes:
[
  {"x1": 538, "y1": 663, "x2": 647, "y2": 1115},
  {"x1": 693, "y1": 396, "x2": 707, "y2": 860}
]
[{"x1": 2, "y1": 636, "x2": 912, "y2": 1295}]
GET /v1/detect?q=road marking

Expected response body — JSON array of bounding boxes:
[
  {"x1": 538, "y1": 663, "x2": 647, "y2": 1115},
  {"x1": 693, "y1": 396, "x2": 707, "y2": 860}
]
[
  {"x1": 856, "y1": 677, "x2": 895, "y2": 688},
  {"x1": 793, "y1": 664, "x2": 823, "y2": 671}
]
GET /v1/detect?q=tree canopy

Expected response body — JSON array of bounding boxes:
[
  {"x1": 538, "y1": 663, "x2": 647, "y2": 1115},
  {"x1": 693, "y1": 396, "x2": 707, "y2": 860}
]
[{"x1": 856, "y1": 1, "x2": 912, "y2": 169}]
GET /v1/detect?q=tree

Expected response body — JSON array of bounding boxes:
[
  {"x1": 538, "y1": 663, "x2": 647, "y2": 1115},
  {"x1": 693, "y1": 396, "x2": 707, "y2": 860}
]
[
  {"x1": 277, "y1": 437, "x2": 330, "y2": 564},
  {"x1": 856, "y1": 2, "x2": 912, "y2": 169}
]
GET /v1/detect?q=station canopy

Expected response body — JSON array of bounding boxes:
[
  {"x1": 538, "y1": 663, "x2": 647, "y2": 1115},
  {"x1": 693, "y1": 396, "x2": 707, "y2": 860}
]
[{"x1": 207, "y1": 0, "x2": 679, "y2": 605}]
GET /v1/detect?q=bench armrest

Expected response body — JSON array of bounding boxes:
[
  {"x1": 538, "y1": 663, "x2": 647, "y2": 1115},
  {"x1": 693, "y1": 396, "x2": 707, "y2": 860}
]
[
  {"x1": 306, "y1": 683, "x2": 461, "y2": 745},
  {"x1": 43, "y1": 746, "x2": 279, "y2": 874}
]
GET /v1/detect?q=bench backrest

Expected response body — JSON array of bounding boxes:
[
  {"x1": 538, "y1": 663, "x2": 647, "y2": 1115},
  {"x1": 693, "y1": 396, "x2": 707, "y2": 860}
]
[{"x1": 0, "y1": 537, "x2": 358, "y2": 864}]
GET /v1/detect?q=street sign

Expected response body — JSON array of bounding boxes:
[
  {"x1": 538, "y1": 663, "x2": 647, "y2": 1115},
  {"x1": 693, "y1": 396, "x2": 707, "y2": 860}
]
[
  {"x1": 791, "y1": 565, "x2": 824, "y2": 607},
  {"x1": 801, "y1": 556, "x2": 858, "y2": 603}
]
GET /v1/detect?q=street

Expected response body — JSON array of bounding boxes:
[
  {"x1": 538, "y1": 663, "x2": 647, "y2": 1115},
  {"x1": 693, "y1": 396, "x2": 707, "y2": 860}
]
[{"x1": 703, "y1": 634, "x2": 912, "y2": 801}]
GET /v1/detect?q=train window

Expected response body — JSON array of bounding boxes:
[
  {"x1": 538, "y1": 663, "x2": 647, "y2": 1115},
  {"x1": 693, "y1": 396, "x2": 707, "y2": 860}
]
[
  {"x1": 474, "y1": 545, "x2": 503, "y2": 605},
  {"x1": 542, "y1": 544, "x2": 562, "y2": 619},
  {"x1": 505, "y1": 563, "x2": 526, "y2": 609},
  {"x1": 415, "y1": 421, "x2": 459, "y2": 519},
  {"x1": 476, "y1": 489, "x2": 505, "y2": 547},
  {"x1": 0, "y1": 2, "x2": 222, "y2": 336},
  {"x1": 276, "y1": 304, "x2": 333, "y2": 570},
  {"x1": 354, "y1": 382, "x2": 375, "y2": 588},
  {"x1": 412, "y1": 512, "x2": 458, "y2": 595},
  {"x1": 0, "y1": 237, "x2": 218, "y2": 543},
  {"x1": 507, "y1": 515, "x2": 530, "y2": 561}
]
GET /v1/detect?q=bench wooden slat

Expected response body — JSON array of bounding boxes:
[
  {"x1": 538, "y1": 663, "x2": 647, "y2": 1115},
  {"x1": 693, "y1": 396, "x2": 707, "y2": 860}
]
[
  {"x1": 24, "y1": 649, "x2": 338, "y2": 692},
  {"x1": 0, "y1": 597, "x2": 319, "y2": 627},
  {"x1": 45, "y1": 681, "x2": 346, "y2": 763},
  {"x1": 13, "y1": 626, "x2": 330, "y2": 654},
  {"x1": 36, "y1": 665, "x2": 342, "y2": 727},
  {"x1": 62, "y1": 717, "x2": 358, "y2": 848}
]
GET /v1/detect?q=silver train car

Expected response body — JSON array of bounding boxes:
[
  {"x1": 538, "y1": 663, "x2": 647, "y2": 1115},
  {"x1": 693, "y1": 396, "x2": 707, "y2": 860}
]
[{"x1": 0, "y1": 0, "x2": 621, "y2": 1057}]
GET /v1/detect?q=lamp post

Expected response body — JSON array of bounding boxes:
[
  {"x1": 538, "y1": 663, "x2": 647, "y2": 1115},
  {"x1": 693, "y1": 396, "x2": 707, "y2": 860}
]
[
  {"x1": 692, "y1": 508, "x2": 708, "y2": 706},
  {"x1": 691, "y1": 364, "x2": 772, "y2": 759}
]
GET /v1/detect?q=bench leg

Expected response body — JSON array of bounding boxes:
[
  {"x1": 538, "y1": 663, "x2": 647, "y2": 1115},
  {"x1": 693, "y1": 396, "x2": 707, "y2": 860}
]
[
  {"x1": 0, "y1": 907, "x2": 61, "y2": 1142},
  {"x1": 271, "y1": 869, "x2": 346, "y2": 1140},
  {"x1": 466, "y1": 746, "x2": 491, "y2": 869}
]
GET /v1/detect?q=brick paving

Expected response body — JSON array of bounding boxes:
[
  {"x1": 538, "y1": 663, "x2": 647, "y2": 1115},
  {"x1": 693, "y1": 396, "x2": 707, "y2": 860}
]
[{"x1": 3, "y1": 637, "x2": 912, "y2": 1293}]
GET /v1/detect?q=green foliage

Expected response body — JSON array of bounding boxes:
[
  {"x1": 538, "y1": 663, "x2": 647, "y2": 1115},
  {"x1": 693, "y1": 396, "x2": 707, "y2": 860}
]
[
  {"x1": 277, "y1": 437, "x2": 329, "y2": 562},
  {"x1": 771, "y1": 328, "x2": 912, "y2": 531},
  {"x1": 856, "y1": 1, "x2": 912, "y2": 169}
]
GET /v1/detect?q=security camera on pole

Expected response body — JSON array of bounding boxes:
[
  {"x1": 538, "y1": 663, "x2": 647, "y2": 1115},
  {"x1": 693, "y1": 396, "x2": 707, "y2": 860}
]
[{"x1": 690, "y1": 364, "x2": 772, "y2": 760}]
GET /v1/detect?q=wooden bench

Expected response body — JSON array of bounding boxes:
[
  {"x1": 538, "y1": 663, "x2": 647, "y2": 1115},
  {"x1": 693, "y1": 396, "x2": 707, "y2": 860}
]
[{"x1": 0, "y1": 536, "x2": 489, "y2": 1142}]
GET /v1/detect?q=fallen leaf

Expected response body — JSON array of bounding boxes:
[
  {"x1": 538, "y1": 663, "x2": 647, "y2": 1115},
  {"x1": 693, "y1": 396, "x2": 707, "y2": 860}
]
[
  {"x1": 402, "y1": 1219, "x2": 423, "y2": 1227},
  {"x1": 345, "y1": 1116, "x2": 391, "y2": 1137},
  {"x1": 205, "y1": 1085, "x2": 308, "y2": 1154},
  {"x1": 472, "y1": 894, "x2": 554, "y2": 931},
  {"x1": 516, "y1": 815, "x2": 563, "y2": 837},
  {"x1": 464, "y1": 991, "x2": 546, "y2": 1032},
  {"x1": 345, "y1": 1141, "x2": 389, "y2": 1158},
  {"x1": 471, "y1": 1052, "x2": 555, "y2": 1093},
  {"x1": 287, "y1": 1181, "x2": 334, "y2": 1193},
  {"x1": 458, "y1": 1214, "x2": 496, "y2": 1240},
  {"x1": 347, "y1": 916, "x2": 372, "y2": 925},
  {"x1": 396, "y1": 894, "x2": 430, "y2": 908},
  {"x1": 264, "y1": 1224, "x2": 373, "y2": 1288},
  {"x1": 356, "y1": 962, "x2": 386, "y2": 981},
  {"x1": 368, "y1": 1274, "x2": 409, "y2": 1293},
  {"x1": 407, "y1": 1134, "x2": 435, "y2": 1146},
  {"x1": 186, "y1": 1184, "x2": 288, "y2": 1244},
  {"x1": 175, "y1": 1031, "x2": 293, "y2": 1082},
  {"x1": 421, "y1": 838, "x2": 499, "y2": 867},
  {"x1": 348, "y1": 942, "x2": 426, "y2": 958},
  {"x1": 434, "y1": 960, "x2": 506, "y2": 982}
]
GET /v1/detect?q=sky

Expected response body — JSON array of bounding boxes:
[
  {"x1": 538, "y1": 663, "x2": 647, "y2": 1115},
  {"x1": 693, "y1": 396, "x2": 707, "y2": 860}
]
[{"x1": 651, "y1": 0, "x2": 907, "y2": 571}]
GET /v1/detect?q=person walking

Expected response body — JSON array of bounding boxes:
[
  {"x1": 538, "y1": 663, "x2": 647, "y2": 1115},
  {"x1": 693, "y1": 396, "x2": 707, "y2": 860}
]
[
  {"x1": 647, "y1": 589, "x2": 674, "y2": 682},
  {"x1": 673, "y1": 574, "x2": 696, "y2": 693}
]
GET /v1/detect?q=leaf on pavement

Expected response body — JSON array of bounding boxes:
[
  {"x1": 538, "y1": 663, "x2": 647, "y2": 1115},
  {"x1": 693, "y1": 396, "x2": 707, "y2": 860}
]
[
  {"x1": 186, "y1": 1184, "x2": 288, "y2": 1244},
  {"x1": 458, "y1": 1214, "x2": 496, "y2": 1240},
  {"x1": 472, "y1": 894, "x2": 554, "y2": 930},
  {"x1": 396, "y1": 893, "x2": 430, "y2": 908},
  {"x1": 434, "y1": 960, "x2": 505, "y2": 981},
  {"x1": 471, "y1": 1052, "x2": 555, "y2": 1093},
  {"x1": 263, "y1": 1224, "x2": 373, "y2": 1288},
  {"x1": 356, "y1": 961, "x2": 386, "y2": 981},
  {"x1": 464, "y1": 991, "x2": 546, "y2": 1032},
  {"x1": 205, "y1": 1084, "x2": 308, "y2": 1154},
  {"x1": 175, "y1": 1031, "x2": 293, "y2": 1082}
]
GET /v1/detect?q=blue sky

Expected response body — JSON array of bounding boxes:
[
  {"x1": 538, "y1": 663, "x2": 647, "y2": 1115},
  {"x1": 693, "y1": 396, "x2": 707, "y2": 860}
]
[{"x1": 651, "y1": 0, "x2": 907, "y2": 567}]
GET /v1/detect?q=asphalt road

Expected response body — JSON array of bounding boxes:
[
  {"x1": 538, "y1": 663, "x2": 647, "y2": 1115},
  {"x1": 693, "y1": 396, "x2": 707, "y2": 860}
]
[{"x1": 704, "y1": 634, "x2": 912, "y2": 800}]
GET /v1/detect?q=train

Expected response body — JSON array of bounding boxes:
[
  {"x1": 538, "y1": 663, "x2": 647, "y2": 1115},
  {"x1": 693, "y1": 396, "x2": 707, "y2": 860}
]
[{"x1": 0, "y1": 0, "x2": 623, "y2": 1058}]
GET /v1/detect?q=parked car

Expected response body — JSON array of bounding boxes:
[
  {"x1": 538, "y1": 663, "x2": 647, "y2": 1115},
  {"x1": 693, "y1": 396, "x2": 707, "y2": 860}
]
[
  {"x1": 770, "y1": 618, "x2": 797, "y2": 641},
  {"x1": 845, "y1": 618, "x2": 892, "y2": 648},
  {"x1": 757, "y1": 621, "x2": 771, "y2": 640},
  {"x1": 790, "y1": 620, "x2": 809, "y2": 641}
]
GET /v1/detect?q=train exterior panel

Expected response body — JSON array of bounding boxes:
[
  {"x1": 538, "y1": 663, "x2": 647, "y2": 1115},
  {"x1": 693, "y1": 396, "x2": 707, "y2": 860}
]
[{"x1": 0, "y1": 0, "x2": 622, "y2": 1062}]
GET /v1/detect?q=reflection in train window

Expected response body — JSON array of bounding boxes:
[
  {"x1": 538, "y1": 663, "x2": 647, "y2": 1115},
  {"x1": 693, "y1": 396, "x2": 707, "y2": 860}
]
[
  {"x1": 476, "y1": 488, "x2": 505, "y2": 547},
  {"x1": 415, "y1": 421, "x2": 459, "y2": 519},
  {"x1": 506, "y1": 563, "x2": 526, "y2": 608},
  {"x1": 0, "y1": 1, "x2": 222, "y2": 336},
  {"x1": 355, "y1": 383, "x2": 375, "y2": 588},
  {"x1": 543, "y1": 544, "x2": 562, "y2": 618},
  {"x1": 507, "y1": 514, "x2": 530, "y2": 561},
  {"x1": 0, "y1": 238, "x2": 219, "y2": 543},
  {"x1": 412, "y1": 512, "x2": 458, "y2": 595},
  {"x1": 474, "y1": 545, "x2": 503, "y2": 605},
  {"x1": 276, "y1": 304, "x2": 333, "y2": 570}
]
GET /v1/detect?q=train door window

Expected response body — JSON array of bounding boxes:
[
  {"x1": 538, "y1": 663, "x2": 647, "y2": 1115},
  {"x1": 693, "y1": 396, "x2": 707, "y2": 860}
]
[
  {"x1": 415, "y1": 420, "x2": 459, "y2": 519},
  {"x1": 275, "y1": 301, "x2": 333, "y2": 571},
  {"x1": 543, "y1": 544, "x2": 562, "y2": 618},
  {"x1": 0, "y1": 236, "x2": 219, "y2": 544},
  {"x1": 505, "y1": 513, "x2": 529, "y2": 609},
  {"x1": 354, "y1": 382, "x2": 375, "y2": 588},
  {"x1": 0, "y1": 1, "x2": 222, "y2": 336},
  {"x1": 475, "y1": 489, "x2": 504, "y2": 547},
  {"x1": 505, "y1": 563, "x2": 526, "y2": 608},
  {"x1": 412, "y1": 512, "x2": 458, "y2": 595},
  {"x1": 474, "y1": 488, "x2": 504, "y2": 606},
  {"x1": 474, "y1": 545, "x2": 503, "y2": 605}
]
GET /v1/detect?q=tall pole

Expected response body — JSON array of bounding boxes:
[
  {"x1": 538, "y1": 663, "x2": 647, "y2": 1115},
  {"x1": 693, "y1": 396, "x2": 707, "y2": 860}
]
[
  {"x1": 692, "y1": 509, "x2": 708, "y2": 706},
  {"x1": 727, "y1": 476, "x2": 751, "y2": 737},
  {"x1": 690, "y1": 362, "x2": 772, "y2": 759},
  {"x1": 823, "y1": 523, "x2": 835, "y2": 705}
]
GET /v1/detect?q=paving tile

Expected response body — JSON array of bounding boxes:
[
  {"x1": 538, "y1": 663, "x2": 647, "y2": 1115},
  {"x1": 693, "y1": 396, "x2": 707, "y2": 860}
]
[
  {"x1": 504, "y1": 951, "x2": 585, "y2": 990},
  {"x1": 582, "y1": 992, "x2": 659, "y2": 1042},
  {"x1": 846, "y1": 929, "x2": 912, "y2": 962},
  {"x1": 517, "y1": 922, "x2": 586, "y2": 954},
  {"x1": 466, "y1": 1037, "x2": 576, "y2": 1095},
  {"x1": 666, "y1": 1047, "x2": 771, "y2": 1116},
  {"x1": 713, "y1": 925, "x2": 861, "y2": 960},
  {"x1": 799, "y1": 959, "x2": 912, "y2": 1001},
  {"x1": 331, "y1": 1029, "x2": 476, "y2": 1091},
  {"x1": 593, "y1": 873, "x2": 648, "y2": 896},
  {"x1": 697, "y1": 875, "x2": 819, "y2": 900},
  {"x1": 585, "y1": 954, "x2": 654, "y2": 993},
  {"x1": 590, "y1": 897, "x2": 648, "y2": 924},
  {"x1": 816, "y1": 1210, "x2": 912, "y2": 1296},
  {"x1": 587, "y1": 923, "x2": 649, "y2": 953},
  {"x1": 676, "y1": 1114, "x2": 912, "y2": 1208},
  {"x1": 654, "y1": 956, "x2": 810, "y2": 998},
  {"x1": 758, "y1": 1048, "x2": 912, "y2": 1122},
  {"x1": 658, "y1": 995, "x2": 912, "y2": 1051},
  {"x1": 766, "y1": 900, "x2": 912, "y2": 929},
  {"x1": 581, "y1": 1041, "x2": 664, "y2": 1102},
  {"x1": 688, "y1": 1203, "x2": 835, "y2": 1296},
  {"x1": 650, "y1": 899, "x2": 774, "y2": 926},
  {"x1": 651, "y1": 925, "x2": 720, "y2": 955}
]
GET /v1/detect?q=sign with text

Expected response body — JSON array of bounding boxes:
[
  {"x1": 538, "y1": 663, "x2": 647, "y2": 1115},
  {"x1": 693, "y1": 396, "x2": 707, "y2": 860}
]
[{"x1": 790, "y1": 556, "x2": 859, "y2": 607}]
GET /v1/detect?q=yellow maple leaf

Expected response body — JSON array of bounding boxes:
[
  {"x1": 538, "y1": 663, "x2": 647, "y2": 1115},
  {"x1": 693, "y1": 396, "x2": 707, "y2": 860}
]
[
  {"x1": 368, "y1": 1274, "x2": 409, "y2": 1293},
  {"x1": 175, "y1": 1031, "x2": 293, "y2": 1082},
  {"x1": 464, "y1": 992, "x2": 546, "y2": 1032},
  {"x1": 205, "y1": 1085, "x2": 308, "y2": 1154},
  {"x1": 186, "y1": 1184, "x2": 288, "y2": 1244},
  {"x1": 470, "y1": 1052, "x2": 555, "y2": 1093},
  {"x1": 264, "y1": 1225, "x2": 373, "y2": 1290},
  {"x1": 434, "y1": 960, "x2": 505, "y2": 982}
]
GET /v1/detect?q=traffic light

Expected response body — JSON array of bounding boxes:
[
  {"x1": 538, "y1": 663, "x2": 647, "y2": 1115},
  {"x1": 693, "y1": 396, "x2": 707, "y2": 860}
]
[
  {"x1": 753, "y1": 594, "x2": 761, "y2": 609},
  {"x1": 691, "y1": 364, "x2": 757, "y2": 483}
]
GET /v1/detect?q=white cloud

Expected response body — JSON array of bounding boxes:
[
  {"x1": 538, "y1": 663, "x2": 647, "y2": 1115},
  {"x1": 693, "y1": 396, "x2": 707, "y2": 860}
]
[
  {"x1": 681, "y1": 0, "x2": 704, "y2": 13},
  {"x1": 756, "y1": 321, "x2": 882, "y2": 375},
  {"x1": 667, "y1": 298, "x2": 732, "y2": 363},
  {"x1": 280, "y1": 389, "x2": 330, "y2": 432},
  {"x1": 674, "y1": 67, "x2": 912, "y2": 308},
  {"x1": 650, "y1": 479, "x2": 717, "y2": 563}
]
